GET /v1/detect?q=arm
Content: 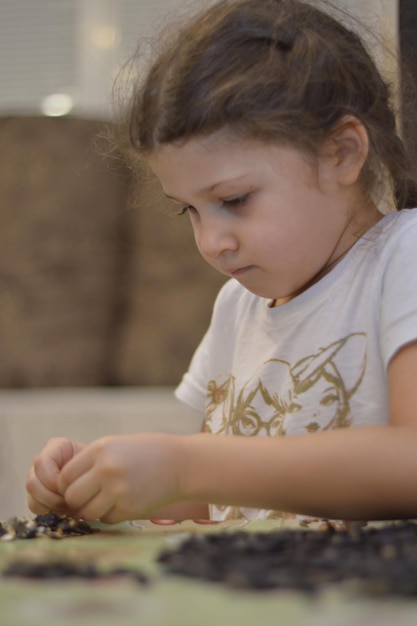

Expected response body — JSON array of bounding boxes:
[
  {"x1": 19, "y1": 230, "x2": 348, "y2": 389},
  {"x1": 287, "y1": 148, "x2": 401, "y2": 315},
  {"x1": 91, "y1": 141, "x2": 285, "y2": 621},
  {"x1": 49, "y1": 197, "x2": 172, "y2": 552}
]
[
  {"x1": 57, "y1": 341, "x2": 417, "y2": 523},
  {"x1": 139, "y1": 420, "x2": 209, "y2": 521},
  {"x1": 146, "y1": 502, "x2": 209, "y2": 520},
  {"x1": 180, "y1": 340, "x2": 417, "y2": 520}
]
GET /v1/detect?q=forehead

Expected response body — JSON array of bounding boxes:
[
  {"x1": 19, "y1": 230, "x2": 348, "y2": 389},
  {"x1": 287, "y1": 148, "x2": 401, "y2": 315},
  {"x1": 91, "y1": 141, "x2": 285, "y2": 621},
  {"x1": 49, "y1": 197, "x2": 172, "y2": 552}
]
[
  {"x1": 148, "y1": 134, "x2": 310, "y2": 195},
  {"x1": 148, "y1": 134, "x2": 257, "y2": 194},
  {"x1": 149, "y1": 132, "x2": 254, "y2": 167}
]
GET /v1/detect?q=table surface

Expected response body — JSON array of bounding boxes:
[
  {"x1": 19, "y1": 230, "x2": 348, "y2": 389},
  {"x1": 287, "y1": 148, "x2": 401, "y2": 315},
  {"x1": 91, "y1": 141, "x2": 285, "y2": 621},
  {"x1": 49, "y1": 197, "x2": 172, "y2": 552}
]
[{"x1": 1, "y1": 519, "x2": 417, "y2": 626}]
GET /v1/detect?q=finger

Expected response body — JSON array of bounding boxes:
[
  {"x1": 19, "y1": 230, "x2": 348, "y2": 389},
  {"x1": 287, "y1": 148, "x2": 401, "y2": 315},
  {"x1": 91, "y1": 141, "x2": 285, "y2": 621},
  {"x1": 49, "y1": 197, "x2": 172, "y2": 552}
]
[
  {"x1": 27, "y1": 493, "x2": 70, "y2": 516},
  {"x1": 58, "y1": 447, "x2": 95, "y2": 495},
  {"x1": 33, "y1": 438, "x2": 79, "y2": 494},
  {"x1": 100, "y1": 506, "x2": 124, "y2": 525},
  {"x1": 27, "y1": 488, "x2": 66, "y2": 514},
  {"x1": 27, "y1": 494, "x2": 53, "y2": 516},
  {"x1": 63, "y1": 469, "x2": 101, "y2": 512},
  {"x1": 32, "y1": 455, "x2": 61, "y2": 494},
  {"x1": 74, "y1": 491, "x2": 114, "y2": 522},
  {"x1": 26, "y1": 467, "x2": 66, "y2": 512}
]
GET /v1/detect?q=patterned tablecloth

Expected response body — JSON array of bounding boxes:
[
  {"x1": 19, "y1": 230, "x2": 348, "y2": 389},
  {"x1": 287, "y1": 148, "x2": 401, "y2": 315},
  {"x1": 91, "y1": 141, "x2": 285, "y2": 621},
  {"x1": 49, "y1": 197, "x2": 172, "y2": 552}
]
[{"x1": 0, "y1": 518, "x2": 416, "y2": 626}]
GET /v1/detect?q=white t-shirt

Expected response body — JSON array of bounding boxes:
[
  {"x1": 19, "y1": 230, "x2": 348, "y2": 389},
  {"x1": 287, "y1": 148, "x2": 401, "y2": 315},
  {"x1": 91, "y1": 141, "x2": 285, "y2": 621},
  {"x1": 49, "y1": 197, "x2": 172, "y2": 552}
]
[{"x1": 175, "y1": 209, "x2": 417, "y2": 521}]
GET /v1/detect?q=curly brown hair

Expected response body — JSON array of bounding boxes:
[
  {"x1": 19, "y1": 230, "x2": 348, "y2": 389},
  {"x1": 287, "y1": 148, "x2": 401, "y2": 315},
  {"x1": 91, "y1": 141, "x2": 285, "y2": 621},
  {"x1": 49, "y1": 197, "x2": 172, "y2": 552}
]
[{"x1": 118, "y1": 0, "x2": 417, "y2": 209}]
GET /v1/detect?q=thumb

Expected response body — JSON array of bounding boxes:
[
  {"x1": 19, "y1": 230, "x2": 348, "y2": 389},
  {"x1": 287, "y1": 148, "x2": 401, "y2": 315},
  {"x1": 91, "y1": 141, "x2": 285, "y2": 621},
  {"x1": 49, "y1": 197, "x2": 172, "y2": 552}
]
[{"x1": 34, "y1": 438, "x2": 85, "y2": 494}]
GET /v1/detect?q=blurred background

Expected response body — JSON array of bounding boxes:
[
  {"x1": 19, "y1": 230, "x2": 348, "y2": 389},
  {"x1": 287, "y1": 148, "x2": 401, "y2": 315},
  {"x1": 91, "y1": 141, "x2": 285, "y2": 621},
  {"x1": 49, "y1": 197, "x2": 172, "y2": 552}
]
[
  {"x1": 0, "y1": 0, "x2": 181, "y2": 120},
  {"x1": 0, "y1": 0, "x2": 401, "y2": 120},
  {"x1": 0, "y1": 0, "x2": 229, "y2": 391},
  {"x1": 0, "y1": 0, "x2": 414, "y2": 516}
]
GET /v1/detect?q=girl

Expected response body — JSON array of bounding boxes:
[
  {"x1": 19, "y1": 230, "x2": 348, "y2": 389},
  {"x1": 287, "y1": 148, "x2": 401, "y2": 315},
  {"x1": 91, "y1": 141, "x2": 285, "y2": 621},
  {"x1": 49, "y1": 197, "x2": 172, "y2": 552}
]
[{"x1": 27, "y1": 0, "x2": 417, "y2": 524}]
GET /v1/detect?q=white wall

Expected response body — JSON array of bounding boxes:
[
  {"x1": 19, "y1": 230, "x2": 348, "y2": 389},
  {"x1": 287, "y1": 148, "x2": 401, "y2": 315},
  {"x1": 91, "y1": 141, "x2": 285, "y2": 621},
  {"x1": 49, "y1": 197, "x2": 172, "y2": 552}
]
[
  {"x1": 0, "y1": 0, "x2": 399, "y2": 120},
  {"x1": 0, "y1": 0, "x2": 185, "y2": 119}
]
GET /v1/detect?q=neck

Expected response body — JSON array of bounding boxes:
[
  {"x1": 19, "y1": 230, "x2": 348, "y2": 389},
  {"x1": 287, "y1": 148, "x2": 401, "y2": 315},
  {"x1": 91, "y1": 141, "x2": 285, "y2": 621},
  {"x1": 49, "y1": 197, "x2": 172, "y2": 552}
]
[{"x1": 269, "y1": 201, "x2": 384, "y2": 308}]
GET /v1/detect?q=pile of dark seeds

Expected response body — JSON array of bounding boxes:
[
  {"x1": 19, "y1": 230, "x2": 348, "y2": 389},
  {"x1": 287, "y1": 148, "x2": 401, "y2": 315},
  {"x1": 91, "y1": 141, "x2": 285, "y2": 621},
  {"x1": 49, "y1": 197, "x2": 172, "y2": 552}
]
[
  {"x1": 0, "y1": 513, "x2": 98, "y2": 540},
  {"x1": 157, "y1": 521, "x2": 417, "y2": 596},
  {"x1": 0, "y1": 513, "x2": 150, "y2": 584},
  {"x1": 2, "y1": 560, "x2": 149, "y2": 584}
]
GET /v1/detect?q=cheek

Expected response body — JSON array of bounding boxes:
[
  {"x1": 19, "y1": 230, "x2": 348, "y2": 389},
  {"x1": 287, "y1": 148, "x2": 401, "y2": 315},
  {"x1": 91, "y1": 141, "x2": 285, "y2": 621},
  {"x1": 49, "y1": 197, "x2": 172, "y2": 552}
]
[
  {"x1": 192, "y1": 229, "x2": 204, "y2": 258},
  {"x1": 192, "y1": 230, "x2": 214, "y2": 267}
]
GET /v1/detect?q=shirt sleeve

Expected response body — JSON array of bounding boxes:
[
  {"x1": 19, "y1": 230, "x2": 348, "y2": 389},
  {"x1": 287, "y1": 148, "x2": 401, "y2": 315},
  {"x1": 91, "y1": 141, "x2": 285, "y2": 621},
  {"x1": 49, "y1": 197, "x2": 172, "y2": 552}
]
[
  {"x1": 380, "y1": 214, "x2": 417, "y2": 366},
  {"x1": 175, "y1": 329, "x2": 211, "y2": 412},
  {"x1": 175, "y1": 279, "x2": 237, "y2": 412}
]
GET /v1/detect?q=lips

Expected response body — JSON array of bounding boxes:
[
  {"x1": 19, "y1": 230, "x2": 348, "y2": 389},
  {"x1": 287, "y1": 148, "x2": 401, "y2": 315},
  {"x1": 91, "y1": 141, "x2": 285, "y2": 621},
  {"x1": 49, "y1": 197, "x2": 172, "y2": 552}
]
[{"x1": 228, "y1": 265, "x2": 253, "y2": 276}]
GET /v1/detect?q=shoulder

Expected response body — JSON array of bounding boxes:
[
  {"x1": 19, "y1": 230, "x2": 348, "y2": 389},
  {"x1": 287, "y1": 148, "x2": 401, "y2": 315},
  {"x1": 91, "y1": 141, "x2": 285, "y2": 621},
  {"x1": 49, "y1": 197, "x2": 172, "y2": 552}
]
[
  {"x1": 356, "y1": 209, "x2": 417, "y2": 273},
  {"x1": 376, "y1": 208, "x2": 417, "y2": 249}
]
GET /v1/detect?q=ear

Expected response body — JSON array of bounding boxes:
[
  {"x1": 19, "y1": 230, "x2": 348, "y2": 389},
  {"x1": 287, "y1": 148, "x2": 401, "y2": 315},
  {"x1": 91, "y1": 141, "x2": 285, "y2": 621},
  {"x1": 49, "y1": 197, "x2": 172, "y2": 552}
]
[{"x1": 320, "y1": 115, "x2": 369, "y2": 187}]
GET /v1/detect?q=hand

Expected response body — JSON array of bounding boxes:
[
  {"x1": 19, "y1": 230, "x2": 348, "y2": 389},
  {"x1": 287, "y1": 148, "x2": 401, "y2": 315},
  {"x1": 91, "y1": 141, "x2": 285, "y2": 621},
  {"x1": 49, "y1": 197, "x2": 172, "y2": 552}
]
[
  {"x1": 57, "y1": 433, "x2": 184, "y2": 524},
  {"x1": 26, "y1": 437, "x2": 85, "y2": 515}
]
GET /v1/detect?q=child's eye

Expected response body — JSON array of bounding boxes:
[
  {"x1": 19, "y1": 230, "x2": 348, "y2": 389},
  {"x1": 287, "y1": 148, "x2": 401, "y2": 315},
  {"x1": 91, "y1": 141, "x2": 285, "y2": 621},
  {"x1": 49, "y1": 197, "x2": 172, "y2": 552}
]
[{"x1": 222, "y1": 194, "x2": 249, "y2": 208}]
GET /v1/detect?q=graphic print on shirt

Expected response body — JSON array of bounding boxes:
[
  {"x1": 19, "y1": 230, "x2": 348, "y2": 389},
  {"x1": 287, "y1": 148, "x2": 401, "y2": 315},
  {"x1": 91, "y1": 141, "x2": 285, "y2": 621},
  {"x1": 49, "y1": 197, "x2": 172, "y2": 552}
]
[{"x1": 205, "y1": 333, "x2": 367, "y2": 437}]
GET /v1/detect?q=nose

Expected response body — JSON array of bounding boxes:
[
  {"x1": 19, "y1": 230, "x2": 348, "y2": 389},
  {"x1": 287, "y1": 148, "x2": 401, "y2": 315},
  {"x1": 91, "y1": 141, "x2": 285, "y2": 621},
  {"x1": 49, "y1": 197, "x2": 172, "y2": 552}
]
[{"x1": 194, "y1": 214, "x2": 239, "y2": 260}]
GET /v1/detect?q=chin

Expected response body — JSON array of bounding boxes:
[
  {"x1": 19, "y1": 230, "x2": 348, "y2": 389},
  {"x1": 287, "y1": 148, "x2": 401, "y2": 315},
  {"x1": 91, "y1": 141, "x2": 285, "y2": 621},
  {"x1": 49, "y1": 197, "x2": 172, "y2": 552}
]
[{"x1": 238, "y1": 283, "x2": 276, "y2": 300}]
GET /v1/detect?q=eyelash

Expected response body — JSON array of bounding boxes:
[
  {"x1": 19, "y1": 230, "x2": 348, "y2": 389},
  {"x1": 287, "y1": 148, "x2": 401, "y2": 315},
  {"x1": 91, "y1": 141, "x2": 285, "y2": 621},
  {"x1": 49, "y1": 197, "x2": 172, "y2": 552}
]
[
  {"x1": 178, "y1": 194, "x2": 249, "y2": 216},
  {"x1": 223, "y1": 194, "x2": 249, "y2": 208},
  {"x1": 177, "y1": 206, "x2": 194, "y2": 216}
]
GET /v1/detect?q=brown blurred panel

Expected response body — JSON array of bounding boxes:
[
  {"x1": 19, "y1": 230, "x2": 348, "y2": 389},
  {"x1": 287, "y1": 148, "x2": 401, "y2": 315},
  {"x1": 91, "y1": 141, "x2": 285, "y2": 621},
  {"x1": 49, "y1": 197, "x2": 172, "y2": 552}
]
[{"x1": 0, "y1": 116, "x2": 132, "y2": 387}]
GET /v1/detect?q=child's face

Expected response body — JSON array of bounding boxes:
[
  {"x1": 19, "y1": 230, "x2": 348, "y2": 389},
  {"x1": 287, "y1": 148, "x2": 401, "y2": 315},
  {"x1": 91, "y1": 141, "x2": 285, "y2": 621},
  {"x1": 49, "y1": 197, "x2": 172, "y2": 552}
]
[{"x1": 149, "y1": 133, "x2": 368, "y2": 301}]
